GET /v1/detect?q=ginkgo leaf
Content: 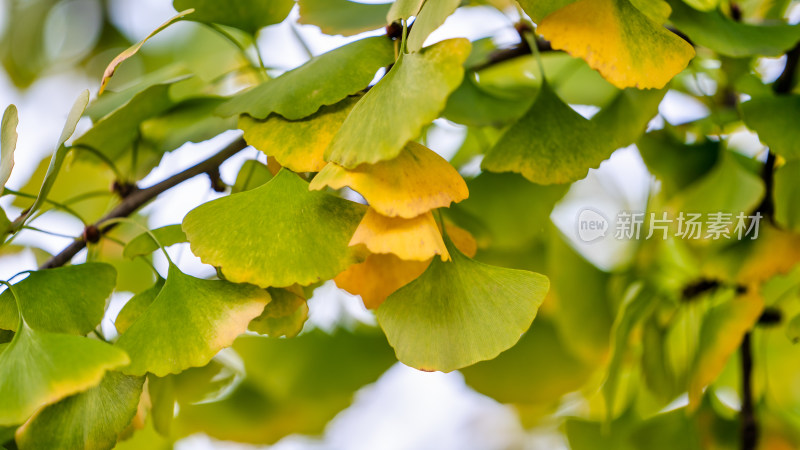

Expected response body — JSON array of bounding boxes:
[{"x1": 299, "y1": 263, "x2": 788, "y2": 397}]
[
  {"x1": 675, "y1": 153, "x2": 765, "y2": 217},
  {"x1": 115, "y1": 279, "x2": 165, "y2": 335},
  {"x1": 741, "y1": 94, "x2": 800, "y2": 159},
  {"x1": 537, "y1": 0, "x2": 695, "y2": 89},
  {"x1": 775, "y1": 160, "x2": 800, "y2": 232},
  {"x1": 298, "y1": 0, "x2": 391, "y2": 36},
  {"x1": 350, "y1": 208, "x2": 448, "y2": 261},
  {"x1": 115, "y1": 264, "x2": 269, "y2": 377},
  {"x1": 387, "y1": 0, "x2": 425, "y2": 22},
  {"x1": 183, "y1": 169, "x2": 367, "y2": 288},
  {"x1": 516, "y1": 0, "x2": 574, "y2": 22},
  {"x1": 98, "y1": 10, "x2": 192, "y2": 93},
  {"x1": 173, "y1": 0, "x2": 293, "y2": 34},
  {"x1": 239, "y1": 96, "x2": 359, "y2": 173},
  {"x1": 1, "y1": 105, "x2": 18, "y2": 190},
  {"x1": 0, "y1": 263, "x2": 116, "y2": 335},
  {"x1": 148, "y1": 374, "x2": 176, "y2": 436},
  {"x1": 406, "y1": 0, "x2": 460, "y2": 52},
  {"x1": 482, "y1": 83, "x2": 664, "y2": 184},
  {"x1": 335, "y1": 254, "x2": 430, "y2": 309},
  {"x1": 15, "y1": 372, "x2": 144, "y2": 450},
  {"x1": 0, "y1": 324, "x2": 130, "y2": 426},
  {"x1": 688, "y1": 289, "x2": 763, "y2": 409},
  {"x1": 376, "y1": 236, "x2": 549, "y2": 372},
  {"x1": 312, "y1": 141, "x2": 468, "y2": 218},
  {"x1": 325, "y1": 38, "x2": 470, "y2": 168},
  {"x1": 140, "y1": 97, "x2": 236, "y2": 154},
  {"x1": 123, "y1": 225, "x2": 188, "y2": 260},
  {"x1": 232, "y1": 160, "x2": 273, "y2": 193},
  {"x1": 249, "y1": 288, "x2": 309, "y2": 338},
  {"x1": 667, "y1": 0, "x2": 800, "y2": 57},
  {"x1": 218, "y1": 36, "x2": 395, "y2": 120}
]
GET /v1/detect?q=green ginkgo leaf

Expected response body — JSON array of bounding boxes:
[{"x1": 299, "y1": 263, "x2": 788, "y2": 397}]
[
  {"x1": 775, "y1": 160, "x2": 800, "y2": 232},
  {"x1": 482, "y1": 82, "x2": 664, "y2": 184},
  {"x1": 140, "y1": 97, "x2": 236, "y2": 154},
  {"x1": 239, "y1": 96, "x2": 360, "y2": 173},
  {"x1": 741, "y1": 94, "x2": 800, "y2": 159},
  {"x1": 325, "y1": 38, "x2": 470, "y2": 168},
  {"x1": 183, "y1": 169, "x2": 367, "y2": 288},
  {"x1": 115, "y1": 264, "x2": 269, "y2": 377},
  {"x1": 406, "y1": 0, "x2": 460, "y2": 52},
  {"x1": 298, "y1": 0, "x2": 391, "y2": 36},
  {"x1": 387, "y1": 0, "x2": 425, "y2": 22},
  {"x1": 0, "y1": 324, "x2": 130, "y2": 426},
  {"x1": 114, "y1": 279, "x2": 165, "y2": 335},
  {"x1": 376, "y1": 236, "x2": 549, "y2": 372},
  {"x1": 123, "y1": 225, "x2": 188, "y2": 260},
  {"x1": 232, "y1": 160, "x2": 273, "y2": 193},
  {"x1": 173, "y1": 0, "x2": 294, "y2": 34},
  {"x1": 667, "y1": 0, "x2": 800, "y2": 57},
  {"x1": 676, "y1": 152, "x2": 765, "y2": 217},
  {"x1": 15, "y1": 372, "x2": 144, "y2": 450},
  {"x1": 0, "y1": 263, "x2": 116, "y2": 335},
  {"x1": 248, "y1": 288, "x2": 309, "y2": 338},
  {"x1": 1, "y1": 104, "x2": 18, "y2": 190},
  {"x1": 218, "y1": 36, "x2": 395, "y2": 120}
]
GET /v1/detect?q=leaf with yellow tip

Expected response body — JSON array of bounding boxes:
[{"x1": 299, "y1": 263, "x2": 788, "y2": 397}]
[
  {"x1": 688, "y1": 289, "x2": 763, "y2": 409},
  {"x1": 184, "y1": 169, "x2": 367, "y2": 288},
  {"x1": 239, "y1": 96, "x2": 359, "y2": 173},
  {"x1": 336, "y1": 254, "x2": 431, "y2": 310},
  {"x1": 376, "y1": 237, "x2": 549, "y2": 372},
  {"x1": 350, "y1": 209, "x2": 448, "y2": 261},
  {"x1": 115, "y1": 264, "x2": 269, "y2": 377},
  {"x1": 248, "y1": 288, "x2": 309, "y2": 338},
  {"x1": 311, "y1": 141, "x2": 468, "y2": 218},
  {"x1": 537, "y1": 0, "x2": 694, "y2": 89},
  {"x1": 0, "y1": 324, "x2": 130, "y2": 426}
]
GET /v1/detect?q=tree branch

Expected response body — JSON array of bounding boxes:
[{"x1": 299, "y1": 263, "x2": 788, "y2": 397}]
[{"x1": 39, "y1": 137, "x2": 248, "y2": 269}]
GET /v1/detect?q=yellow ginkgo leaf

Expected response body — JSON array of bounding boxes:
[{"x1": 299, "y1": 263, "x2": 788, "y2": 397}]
[
  {"x1": 350, "y1": 208, "x2": 449, "y2": 262},
  {"x1": 311, "y1": 141, "x2": 468, "y2": 218},
  {"x1": 537, "y1": 0, "x2": 695, "y2": 89},
  {"x1": 335, "y1": 253, "x2": 430, "y2": 310},
  {"x1": 441, "y1": 222, "x2": 478, "y2": 258}
]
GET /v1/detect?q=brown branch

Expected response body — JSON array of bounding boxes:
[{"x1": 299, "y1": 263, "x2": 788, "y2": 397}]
[
  {"x1": 740, "y1": 332, "x2": 757, "y2": 450},
  {"x1": 39, "y1": 137, "x2": 248, "y2": 269}
]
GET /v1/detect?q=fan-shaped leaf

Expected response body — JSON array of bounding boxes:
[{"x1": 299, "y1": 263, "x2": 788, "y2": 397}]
[
  {"x1": 0, "y1": 263, "x2": 116, "y2": 335},
  {"x1": 376, "y1": 237, "x2": 549, "y2": 372},
  {"x1": 537, "y1": 0, "x2": 694, "y2": 89},
  {"x1": 123, "y1": 225, "x2": 188, "y2": 260},
  {"x1": 218, "y1": 36, "x2": 395, "y2": 119},
  {"x1": 0, "y1": 105, "x2": 18, "y2": 190},
  {"x1": 741, "y1": 94, "x2": 800, "y2": 159},
  {"x1": 406, "y1": 0, "x2": 460, "y2": 52},
  {"x1": 184, "y1": 169, "x2": 367, "y2": 288},
  {"x1": 115, "y1": 264, "x2": 268, "y2": 376},
  {"x1": 0, "y1": 324, "x2": 129, "y2": 426},
  {"x1": 239, "y1": 96, "x2": 359, "y2": 173},
  {"x1": 232, "y1": 160, "x2": 273, "y2": 193},
  {"x1": 313, "y1": 141, "x2": 468, "y2": 218},
  {"x1": 15, "y1": 372, "x2": 144, "y2": 450},
  {"x1": 325, "y1": 38, "x2": 470, "y2": 168},
  {"x1": 387, "y1": 0, "x2": 425, "y2": 22},
  {"x1": 350, "y1": 208, "x2": 448, "y2": 261},
  {"x1": 298, "y1": 0, "x2": 391, "y2": 36},
  {"x1": 249, "y1": 288, "x2": 308, "y2": 338},
  {"x1": 114, "y1": 279, "x2": 165, "y2": 335},
  {"x1": 173, "y1": 0, "x2": 293, "y2": 34}
]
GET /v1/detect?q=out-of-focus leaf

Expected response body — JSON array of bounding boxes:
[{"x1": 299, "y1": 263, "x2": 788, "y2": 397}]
[
  {"x1": 688, "y1": 289, "x2": 763, "y2": 408},
  {"x1": 376, "y1": 236, "x2": 549, "y2": 372},
  {"x1": 298, "y1": 0, "x2": 391, "y2": 36},
  {"x1": 313, "y1": 141, "x2": 468, "y2": 219},
  {"x1": 0, "y1": 324, "x2": 129, "y2": 426},
  {"x1": 148, "y1": 374, "x2": 175, "y2": 436},
  {"x1": 115, "y1": 264, "x2": 268, "y2": 376},
  {"x1": 775, "y1": 160, "x2": 800, "y2": 232},
  {"x1": 174, "y1": 329, "x2": 396, "y2": 444},
  {"x1": 99, "y1": 10, "x2": 194, "y2": 93},
  {"x1": 183, "y1": 169, "x2": 366, "y2": 288},
  {"x1": 325, "y1": 38, "x2": 470, "y2": 168},
  {"x1": 442, "y1": 74, "x2": 533, "y2": 127},
  {"x1": 239, "y1": 96, "x2": 359, "y2": 173},
  {"x1": 219, "y1": 36, "x2": 395, "y2": 119},
  {"x1": 115, "y1": 279, "x2": 165, "y2": 335},
  {"x1": 232, "y1": 160, "x2": 273, "y2": 193},
  {"x1": 349, "y1": 209, "x2": 448, "y2": 262},
  {"x1": 15, "y1": 372, "x2": 144, "y2": 450},
  {"x1": 406, "y1": 0, "x2": 460, "y2": 52},
  {"x1": 638, "y1": 131, "x2": 720, "y2": 198},
  {"x1": 537, "y1": 0, "x2": 694, "y2": 89},
  {"x1": 667, "y1": 0, "x2": 800, "y2": 57},
  {"x1": 387, "y1": 0, "x2": 425, "y2": 22},
  {"x1": 249, "y1": 287, "x2": 308, "y2": 338},
  {"x1": 741, "y1": 94, "x2": 800, "y2": 160},
  {"x1": 140, "y1": 98, "x2": 236, "y2": 153},
  {"x1": 123, "y1": 225, "x2": 188, "y2": 259},
  {"x1": 0, "y1": 263, "x2": 116, "y2": 335},
  {"x1": 482, "y1": 83, "x2": 664, "y2": 184},
  {"x1": 0, "y1": 105, "x2": 18, "y2": 190},
  {"x1": 173, "y1": 0, "x2": 293, "y2": 34}
]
